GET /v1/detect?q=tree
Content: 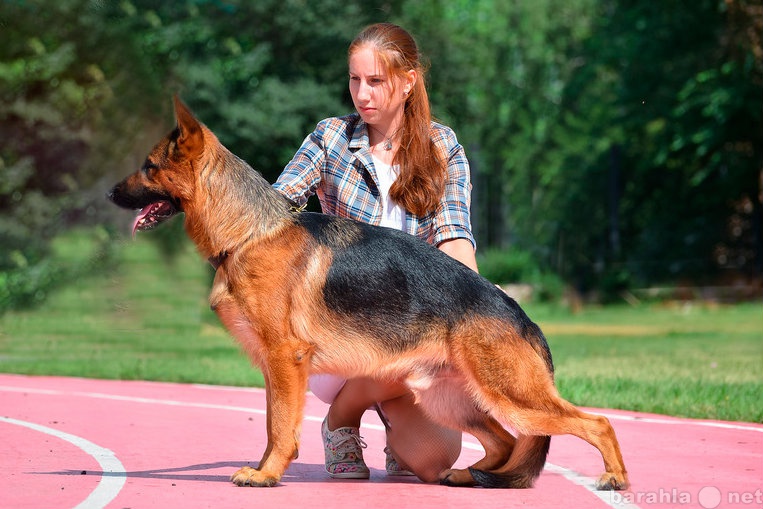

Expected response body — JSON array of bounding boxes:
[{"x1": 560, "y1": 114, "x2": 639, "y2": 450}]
[
  {"x1": 400, "y1": 0, "x2": 601, "y2": 264},
  {"x1": 0, "y1": 0, "x2": 168, "y2": 309},
  {"x1": 0, "y1": 0, "x2": 403, "y2": 310},
  {"x1": 563, "y1": 0, "x2": 763, "y2": 287},
  {"x1": 2, "y1": 0, "x2": 759, "y2": 309},
  {"x1": 121, "y1": 0, "x2": 404, "y2": 182}
]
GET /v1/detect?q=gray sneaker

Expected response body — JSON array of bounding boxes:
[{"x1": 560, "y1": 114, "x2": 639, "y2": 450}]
[
  {"x1": 384, "y1": 446, "x2": 415, "y2": 476},
  {"x1": 322, "y1": 417, "x2": 370, "y2": 479}
]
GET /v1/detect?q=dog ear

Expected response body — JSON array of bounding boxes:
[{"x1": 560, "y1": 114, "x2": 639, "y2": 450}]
[{"x1": 172, "y1": 95, "x2": 204, "y2": 158}]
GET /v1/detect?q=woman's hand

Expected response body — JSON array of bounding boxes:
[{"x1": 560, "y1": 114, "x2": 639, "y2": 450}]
[{"x1": 437, "y1": 238, "x2": 479, "y2": 273}]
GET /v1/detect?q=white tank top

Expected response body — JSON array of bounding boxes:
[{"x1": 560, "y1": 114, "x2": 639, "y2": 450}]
[{"x1": 372, "y1": 154, "x2": 405, "y2": 231}]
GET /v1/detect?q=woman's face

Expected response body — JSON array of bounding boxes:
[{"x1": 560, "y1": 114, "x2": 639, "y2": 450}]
[{"x1": 348, "y1": 45, "x2": 413, "y2": 131}]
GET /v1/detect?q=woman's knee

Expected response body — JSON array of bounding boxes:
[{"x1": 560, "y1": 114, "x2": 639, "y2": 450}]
[
  {"x1": 381, "y1": 396, "x2": 462, "y2": 482},
  {"x1": 405, "y1": 443, "x2": 460, "y2": 482}
]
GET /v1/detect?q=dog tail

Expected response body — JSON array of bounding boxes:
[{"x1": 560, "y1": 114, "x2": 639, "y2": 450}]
[{"x1": 469, "y1": 434, "x2": 550, "y2": 489}]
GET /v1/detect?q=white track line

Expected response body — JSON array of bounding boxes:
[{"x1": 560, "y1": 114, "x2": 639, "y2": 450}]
[
  {"x1": 10, "y1": 385, "x2": 763, "y2": 509},
  {"x1": 5, "y1": 381, "x2": 763, "y2": 509},
  {"x1": 1, "y1": 383, "x2": 644, "y2": 509},
  {"x1": 4, "y1": 380, "x2": 760, "y2": 509},
  {"x1": 0, "y1": 415, "x2": 126, "y2": 509},
  {"x1": 591, "y1": 410, "x2": 763, "y2": 433},
  {"x1": 6, "y1": 381, "x2": 760, "y2": 509}
]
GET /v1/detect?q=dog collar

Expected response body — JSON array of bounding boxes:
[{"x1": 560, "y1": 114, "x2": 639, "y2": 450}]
[
  {"x1": 208, "y1": 251, "x2": 229, "y2": 270},
  {"x1": 289, "y1": 202, "x2": 307, "y2": 214}
]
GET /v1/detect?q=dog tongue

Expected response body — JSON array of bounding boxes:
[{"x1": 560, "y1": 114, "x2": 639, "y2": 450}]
[{"x1": 131, "y1": 205, "x2": 154, "y2": 237}]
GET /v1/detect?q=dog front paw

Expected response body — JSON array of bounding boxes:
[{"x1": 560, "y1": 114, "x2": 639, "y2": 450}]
[{"x1": 230, "y1": 466, "x2": 280, "y2": 487}]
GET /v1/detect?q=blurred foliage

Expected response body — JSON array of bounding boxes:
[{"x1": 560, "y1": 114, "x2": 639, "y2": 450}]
[
  {"x1": 477, "y1": 247, "x2": 565, "y2": 302},
  {"x1": 0, "y1": 0, "x2": 761, "y2": 311},
  {"x1": 404, "y1": 0, "x2": 762, "y2": 291}
]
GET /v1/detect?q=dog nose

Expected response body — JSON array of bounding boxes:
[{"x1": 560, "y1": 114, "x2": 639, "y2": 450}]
[{"x1": 106, "y1": 185, "x2": 120, "y2": 204}]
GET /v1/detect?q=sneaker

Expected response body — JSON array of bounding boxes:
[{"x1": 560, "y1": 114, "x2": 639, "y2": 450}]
[
  {"x1": 384, "y1": 446, "x2": 415, "y2": 476},
  {"x1": 322, "y1": 417, "x2": 370, "y2": 479}
]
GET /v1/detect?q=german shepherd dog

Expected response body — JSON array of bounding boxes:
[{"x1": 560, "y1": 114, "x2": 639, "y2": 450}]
[{"x1": 108, "y1": 97, "x2": 629, "y2": 490}]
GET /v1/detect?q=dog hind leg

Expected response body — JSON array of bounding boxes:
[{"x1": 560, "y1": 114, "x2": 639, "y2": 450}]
[
  {"x1": 468, "y1": 434, "x2": 550, "y2": 488},
  {"x1": 438, "y1": 415, "x2": 518, "y2": 487},
  {"x1": 479, "y1": 408, "x2": 628, "y2": 490},
  {"x1": 454, "y1": 326, "x2": 629, "y2": 490}
]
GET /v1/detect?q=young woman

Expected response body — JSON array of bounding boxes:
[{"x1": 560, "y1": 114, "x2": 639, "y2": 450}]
[{"x1": 273, "y1": 22, "x2": 477, "y2": 482}]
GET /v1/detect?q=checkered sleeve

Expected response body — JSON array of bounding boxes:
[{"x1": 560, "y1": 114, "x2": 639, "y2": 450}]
[
  {"x1": 272, "y1": 121, "x2": 328, "y2": 207},
  {"x1": 430, "y1": 124, "x2": 475, "y2": 248}
]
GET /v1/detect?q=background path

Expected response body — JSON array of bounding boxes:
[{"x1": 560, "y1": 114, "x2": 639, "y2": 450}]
[{"x1": 1, "y1": 374, "x2": 760, "y2": 509}]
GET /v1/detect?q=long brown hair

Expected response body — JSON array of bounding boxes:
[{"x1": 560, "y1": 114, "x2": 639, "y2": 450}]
[{"x1": 349, "y1": 23, "x2": 446, "y2": 217}]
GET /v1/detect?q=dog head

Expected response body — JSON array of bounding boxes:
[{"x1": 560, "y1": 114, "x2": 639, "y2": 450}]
[{"x1": 108, "y1": 96, "x2": 205, "y2": 236}]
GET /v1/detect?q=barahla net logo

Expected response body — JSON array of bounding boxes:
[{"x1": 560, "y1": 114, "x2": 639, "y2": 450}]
[{"x1": 608, "y1": 487, "x2": 763, "y2": 508}]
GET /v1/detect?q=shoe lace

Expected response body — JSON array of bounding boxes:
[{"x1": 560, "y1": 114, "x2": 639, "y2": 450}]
[{"x1": 331, "y1": 432, "x2": 367, "y2": 459}]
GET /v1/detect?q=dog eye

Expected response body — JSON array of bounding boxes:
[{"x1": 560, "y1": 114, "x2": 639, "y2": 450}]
[{"x1": 142, "y1": 160, "x2": 159, "y2": 174}]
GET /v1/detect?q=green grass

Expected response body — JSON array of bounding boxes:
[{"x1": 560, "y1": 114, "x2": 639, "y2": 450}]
[
  {"x1": 0, "y1": 229, "x2": 263, "y2": 387},
  {"x1": 532, "y1": 304, "x2": 762, "y2": 422},
  {"x1": 0, "y1": 229, "x2": 760, "y2": 422}
]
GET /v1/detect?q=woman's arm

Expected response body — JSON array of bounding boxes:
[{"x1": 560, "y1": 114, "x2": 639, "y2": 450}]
[
  {"x1": 272, "y1": 123, "x2": 328, "y2": 205},
  {"x1": 438, "y1": 237, "x2": 479, "y2": 273},
  {"x1": 430, "y1": 125, "x2": 478, "y2": 273}
]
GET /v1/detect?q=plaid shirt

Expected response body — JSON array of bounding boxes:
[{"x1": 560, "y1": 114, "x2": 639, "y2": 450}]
[{"x1": 273, "y1": 114, "x2": 475, "y2": 248}]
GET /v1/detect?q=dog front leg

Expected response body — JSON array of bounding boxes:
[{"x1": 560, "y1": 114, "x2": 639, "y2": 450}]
[
  {"x1": 230, "y1": 343, "x2": 311, "y2": 487},
  {"x1": 249, "y1": 369, "x2": 299, "y2": 467},
  {"x1": 210, "y1": 274, "x2": 282, "y2": 481}
]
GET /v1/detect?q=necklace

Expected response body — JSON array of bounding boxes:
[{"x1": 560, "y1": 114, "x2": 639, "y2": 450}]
[{"x1": 369, "y1": 124, "x2": 402, "y2": 151}]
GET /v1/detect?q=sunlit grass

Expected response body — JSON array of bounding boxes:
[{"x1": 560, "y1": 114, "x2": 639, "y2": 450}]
[
  {"x1": 0, "y1": 229, "x2": 760, "y2": 422},
  {"x1": 0, "y1": 230, "x2": 263, "y2": 387},
  {"x1": 528, "y1": 302, "x2": 762, "y2": 422}
]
